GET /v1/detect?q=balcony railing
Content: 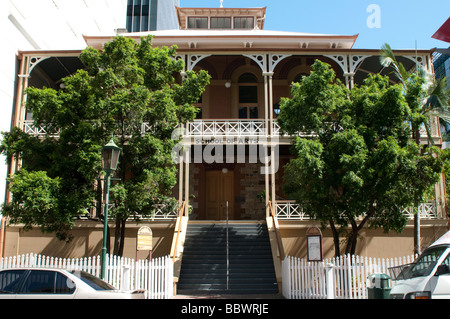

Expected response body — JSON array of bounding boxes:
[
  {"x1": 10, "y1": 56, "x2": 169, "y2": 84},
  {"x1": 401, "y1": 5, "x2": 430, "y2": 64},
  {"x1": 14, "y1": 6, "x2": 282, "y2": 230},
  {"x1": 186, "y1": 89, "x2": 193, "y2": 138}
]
[
  {"x1": 23, "y1": 118, "x2": 441, "y2": 140},
  {"x1": 274, "y1": 200, "x2": 310, "y2": 220},
  {"x1": 79, "y1": 204, "x2": 178, "y2": 220},
  {"x1": 187, "y1": 119, "x2": 266, "y2": 136},
  {"x1": 23, "y1": 121, "x2": 60, "y2": 137},
  {"x1": 274, "y1": 200, "x2": 440, "y2": 221}
]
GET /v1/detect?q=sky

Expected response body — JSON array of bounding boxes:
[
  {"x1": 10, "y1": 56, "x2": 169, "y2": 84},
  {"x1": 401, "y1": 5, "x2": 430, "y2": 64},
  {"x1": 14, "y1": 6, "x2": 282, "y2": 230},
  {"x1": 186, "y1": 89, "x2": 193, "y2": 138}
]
[{"x1": 179, "y1": 0, "x2": 450, "y2": 50}]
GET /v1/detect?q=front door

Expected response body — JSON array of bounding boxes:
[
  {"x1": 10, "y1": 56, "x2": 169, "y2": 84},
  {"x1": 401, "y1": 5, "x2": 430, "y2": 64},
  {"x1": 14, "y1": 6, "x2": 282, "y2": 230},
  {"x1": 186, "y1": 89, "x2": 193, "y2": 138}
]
[{"x1": 205, "y1": 170, "x2": 234, "y2": 220}]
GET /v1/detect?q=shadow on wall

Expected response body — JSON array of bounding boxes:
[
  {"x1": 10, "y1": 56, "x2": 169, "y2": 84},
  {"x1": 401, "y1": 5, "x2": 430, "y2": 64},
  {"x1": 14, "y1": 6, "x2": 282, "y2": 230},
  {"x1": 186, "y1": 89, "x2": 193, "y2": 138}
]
[{"x1": 7, "y1": 221, "x2": 176, "y2": 259}]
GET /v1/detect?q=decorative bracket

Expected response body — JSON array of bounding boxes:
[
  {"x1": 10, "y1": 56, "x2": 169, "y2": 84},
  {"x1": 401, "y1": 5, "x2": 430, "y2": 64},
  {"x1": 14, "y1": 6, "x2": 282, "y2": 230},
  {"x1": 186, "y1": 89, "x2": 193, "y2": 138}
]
[
  {"x1": 349, "y1": 55, "x2": 371, "y2": 73},
  {"x1": 323, "y1": 54, "x2": 348, "y2": 74},
  {"x1": 243, "y1": 54, "x2": 267, "y2": 72},
  {"x1": 269, "y1": 54, "x2": 292, "y2": 72},
  {"x1": 23, "y1": 56, "x2": 51, "y2": 77},
  {"x1": 404, "y1": 55, "x2": 428, "y2": 70},
  {"x1": 187, "y1": 54, "x2": 211, "y2": 71}
]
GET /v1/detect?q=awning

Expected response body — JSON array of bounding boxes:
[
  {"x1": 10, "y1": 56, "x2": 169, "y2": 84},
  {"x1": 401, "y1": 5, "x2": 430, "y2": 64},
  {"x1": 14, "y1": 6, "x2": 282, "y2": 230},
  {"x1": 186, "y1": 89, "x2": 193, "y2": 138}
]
[{"x1": 432, "y1": 17, "x2": 450, "y2": 43}]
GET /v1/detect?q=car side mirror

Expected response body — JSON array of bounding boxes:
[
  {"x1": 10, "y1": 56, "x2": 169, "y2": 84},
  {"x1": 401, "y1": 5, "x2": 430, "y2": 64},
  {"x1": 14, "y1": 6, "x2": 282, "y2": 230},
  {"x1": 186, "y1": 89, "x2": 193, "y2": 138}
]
[{"x1": 435, "y1": 264, "x2": 450, "y2": 276}]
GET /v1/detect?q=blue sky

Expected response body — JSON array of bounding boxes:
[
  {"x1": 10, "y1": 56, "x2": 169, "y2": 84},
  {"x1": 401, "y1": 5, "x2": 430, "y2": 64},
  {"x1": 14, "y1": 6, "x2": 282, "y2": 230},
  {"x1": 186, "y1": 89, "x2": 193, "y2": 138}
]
[{"x1": 179, "y1": 0, "x2": 450, "y2": 50}]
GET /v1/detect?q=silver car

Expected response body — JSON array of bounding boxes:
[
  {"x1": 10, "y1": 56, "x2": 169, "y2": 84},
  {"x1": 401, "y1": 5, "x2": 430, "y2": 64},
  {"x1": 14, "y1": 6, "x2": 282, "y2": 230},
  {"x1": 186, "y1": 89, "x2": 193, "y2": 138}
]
[{"x1": 0, "y1": 268, "x2": 145, "y2": 299}]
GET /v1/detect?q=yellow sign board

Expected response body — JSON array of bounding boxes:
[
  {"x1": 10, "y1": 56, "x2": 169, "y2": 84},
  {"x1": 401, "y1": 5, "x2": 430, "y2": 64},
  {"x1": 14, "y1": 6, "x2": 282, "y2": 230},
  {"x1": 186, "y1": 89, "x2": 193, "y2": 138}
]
[{"x1": 137, "y1": 226, "x2": 152, "y2": 251}]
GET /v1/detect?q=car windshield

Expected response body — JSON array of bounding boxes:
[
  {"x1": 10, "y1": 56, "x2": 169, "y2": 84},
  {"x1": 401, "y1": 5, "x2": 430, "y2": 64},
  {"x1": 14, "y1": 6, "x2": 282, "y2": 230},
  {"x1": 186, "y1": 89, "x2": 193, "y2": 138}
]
[
  {"x1": 401, "y1": 246, "x2": 447, "y2": 279},
  {"x1": 70, "y1": 271, "x2": 116, "y2": 291}
]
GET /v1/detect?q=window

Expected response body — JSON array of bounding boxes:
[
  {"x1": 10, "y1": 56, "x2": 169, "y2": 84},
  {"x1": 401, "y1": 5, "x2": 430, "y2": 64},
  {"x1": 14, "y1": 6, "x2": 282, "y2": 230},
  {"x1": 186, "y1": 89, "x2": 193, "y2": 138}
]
[
  {"x1": 400, "y1": 247, "x2": 447, "y2": 279},
  {"x1": 211, "y1": 17, "x2": 231, "y2": 29},
  {"x1": 238, "y1": 73, "x2": 258, "y2": 104},
  {"x1": 21, "y1": 270, "x2": 75, "y2": 294},
  {"x1": 0, "y1": 270, "x2": 27, "y2": 294},
  {"x1": 238, "y1": 73, "x2": 258, "y2": 119},
  {"x1": 188, "y1": 17, "x2": 208, "y2": 29},
  {"x1": 195, "y1": 108, "x2": 203, "y2": 119},
  {"x1": 239, "y1": 86, "x2": 258, "y2": 104},
  {"x1": 238, "y1": 73, "x2": 258, "y2": 83},
  {"x1": 70, "y1": 271, "x2": 115, "y2": 291},
  {"x1": 234, "y1": 17, "x2": 254, "y2": 29}
]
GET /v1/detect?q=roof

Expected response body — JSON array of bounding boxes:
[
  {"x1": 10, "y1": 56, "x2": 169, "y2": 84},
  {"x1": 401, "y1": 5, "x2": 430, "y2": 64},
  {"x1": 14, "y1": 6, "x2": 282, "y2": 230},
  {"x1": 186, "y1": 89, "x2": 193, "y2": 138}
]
[
  {"x1": 83, "y1": 29, "x2": 359, "y2": 51},
  {"x1": 84, "y1": 5, "x2": 359, "y2": 51}
]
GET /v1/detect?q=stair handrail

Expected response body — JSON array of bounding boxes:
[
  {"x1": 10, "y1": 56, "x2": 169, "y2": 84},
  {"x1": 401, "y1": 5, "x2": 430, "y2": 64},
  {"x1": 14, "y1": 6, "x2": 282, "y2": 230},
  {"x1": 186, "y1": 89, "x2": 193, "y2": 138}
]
[
  {"x1": 226, "y1": 200, "x2": 229, "y2": 291},
  {"x1": 172, "y1": 201, "x2": 186, "y2": 261},
  {"x1": 268, "y1": 201, "x2": 285, "y2": 262}
]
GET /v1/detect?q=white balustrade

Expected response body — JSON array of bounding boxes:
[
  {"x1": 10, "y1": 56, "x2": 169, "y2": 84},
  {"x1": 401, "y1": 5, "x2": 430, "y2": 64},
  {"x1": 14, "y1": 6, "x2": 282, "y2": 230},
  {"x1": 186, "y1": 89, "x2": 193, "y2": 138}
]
[
  {"x1": 187, "y1": 119, "x2": 266, "y2": 136},
  {"x1": 275, "y1": 201, "x2": 438, "y2": 220}
]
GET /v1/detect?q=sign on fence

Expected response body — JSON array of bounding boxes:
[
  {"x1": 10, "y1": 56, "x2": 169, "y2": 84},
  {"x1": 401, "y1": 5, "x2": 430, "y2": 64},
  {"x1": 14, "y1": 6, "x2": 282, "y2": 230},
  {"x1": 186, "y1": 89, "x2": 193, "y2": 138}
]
[
  {"x1": 306, "y1": 227, "x2": 323, "y2": 261},
  {"x1": 137, "y1": 226, "x2": 153, "y2": 261}
]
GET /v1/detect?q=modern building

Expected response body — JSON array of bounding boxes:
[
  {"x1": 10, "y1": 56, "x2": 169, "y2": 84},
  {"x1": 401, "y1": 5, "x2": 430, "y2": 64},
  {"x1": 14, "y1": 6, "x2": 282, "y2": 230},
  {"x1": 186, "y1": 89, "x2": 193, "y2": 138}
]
[
  {"x1": 433, "y1": 49, "x2": 450, "y2": 88},
  {"x1": 1, "y1": 4, "x2": 448, "y2": 295},
  {"x1": 432, "y1": 17, "x2": 450, "y2": 146},
  {"x1": 126, "y1": 0, "x2": 179, "y2": 32},
  {"x1": 0, "y1": 0, "x2": 127, "y2": 202},
  {"x1": 0, "y1": 0, "x2": 127, "y2": 257}
]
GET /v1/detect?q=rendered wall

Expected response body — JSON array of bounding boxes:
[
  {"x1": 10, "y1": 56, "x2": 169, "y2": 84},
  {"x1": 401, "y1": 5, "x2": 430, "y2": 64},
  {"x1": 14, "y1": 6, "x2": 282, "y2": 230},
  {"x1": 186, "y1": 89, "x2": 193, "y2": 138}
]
[
  {"x1": 3, "y1": 220, "x2": 175, "y2": 259},
  {"x1": 280, "y1": 220, "x2": 448, "y2": 259}
]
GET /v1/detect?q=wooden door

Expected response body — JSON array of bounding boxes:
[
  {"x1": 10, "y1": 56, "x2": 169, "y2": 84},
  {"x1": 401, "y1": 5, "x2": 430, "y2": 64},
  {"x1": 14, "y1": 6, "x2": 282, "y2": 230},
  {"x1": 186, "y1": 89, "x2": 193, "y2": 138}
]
[{"x1": 205, "y1": 170, "x2": 234, "y2": 220}]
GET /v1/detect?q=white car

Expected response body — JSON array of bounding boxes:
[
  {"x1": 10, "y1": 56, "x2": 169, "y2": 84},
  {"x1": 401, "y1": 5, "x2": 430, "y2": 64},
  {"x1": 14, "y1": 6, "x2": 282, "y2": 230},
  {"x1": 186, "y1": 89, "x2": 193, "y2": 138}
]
[
  {"x1": 389, "y1": 231, "x2": 450, "y2": 299},
  {"x1": 0, "y1": 268, "x2": 145, "y2": 299}
]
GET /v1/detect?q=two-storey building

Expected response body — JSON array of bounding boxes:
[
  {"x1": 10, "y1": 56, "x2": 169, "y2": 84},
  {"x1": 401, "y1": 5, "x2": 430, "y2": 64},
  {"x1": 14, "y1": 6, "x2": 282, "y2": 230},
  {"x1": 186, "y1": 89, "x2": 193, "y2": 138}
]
[{"x1": 2, "y1": 5, "x2": 448, "y2": 278}]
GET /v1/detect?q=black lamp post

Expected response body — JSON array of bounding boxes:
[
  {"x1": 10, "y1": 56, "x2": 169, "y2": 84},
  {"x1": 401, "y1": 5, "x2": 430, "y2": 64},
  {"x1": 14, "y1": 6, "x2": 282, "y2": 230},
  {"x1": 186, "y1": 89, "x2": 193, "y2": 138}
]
[{"x1": 100, "y1": 138, "x2": 121, "y2": 280}]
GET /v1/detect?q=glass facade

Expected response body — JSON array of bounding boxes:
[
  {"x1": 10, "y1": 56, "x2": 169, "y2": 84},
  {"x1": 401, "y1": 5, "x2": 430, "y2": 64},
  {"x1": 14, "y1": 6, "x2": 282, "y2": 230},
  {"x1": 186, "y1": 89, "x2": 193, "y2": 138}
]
[{"x1": 126, "y1": 0, "x2": 178, "y2": 32}]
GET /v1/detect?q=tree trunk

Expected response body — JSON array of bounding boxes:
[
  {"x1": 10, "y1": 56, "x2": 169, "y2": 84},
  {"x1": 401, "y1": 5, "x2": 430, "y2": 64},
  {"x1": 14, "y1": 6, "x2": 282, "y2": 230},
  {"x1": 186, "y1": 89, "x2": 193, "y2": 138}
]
[
  {"x1": 345, "y1": 225, "x2": 358, "y2": 256},
  {"x1": 113, "y1": 217, "x2": 126, "y2": 257},
  {"x1": 344, "y1": 204, "x2": 376, "y2": 255},
  {"x1": 113, "y1": 217, "x2": 121, "y2": 256},
  {"x1": 329, "y1": 219, "x2": 341, "y2": 257},
  {"x1": 118, "y1": 219, "x2": 126, "y2": 256},
  {"x1": 345, "y1": 225, "x2": 357, "y2": 255}
]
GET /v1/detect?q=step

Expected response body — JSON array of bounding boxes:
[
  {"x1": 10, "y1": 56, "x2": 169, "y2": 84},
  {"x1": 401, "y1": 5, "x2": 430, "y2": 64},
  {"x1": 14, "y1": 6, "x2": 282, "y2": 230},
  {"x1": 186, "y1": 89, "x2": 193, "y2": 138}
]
[
  {"x1": 178, "y1": 222, "x2": 278, "y2": 295},
  {"x1": 177, "y1": 284, "x2": 279, "y2": 295}
]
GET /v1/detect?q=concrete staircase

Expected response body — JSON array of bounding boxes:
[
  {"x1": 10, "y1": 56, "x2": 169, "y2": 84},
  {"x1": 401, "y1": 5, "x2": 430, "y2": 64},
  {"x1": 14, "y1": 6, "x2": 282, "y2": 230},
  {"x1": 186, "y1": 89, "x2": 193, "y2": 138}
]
[{"x1": 177, "y1": 221, "x2": 279, "y2": 295}]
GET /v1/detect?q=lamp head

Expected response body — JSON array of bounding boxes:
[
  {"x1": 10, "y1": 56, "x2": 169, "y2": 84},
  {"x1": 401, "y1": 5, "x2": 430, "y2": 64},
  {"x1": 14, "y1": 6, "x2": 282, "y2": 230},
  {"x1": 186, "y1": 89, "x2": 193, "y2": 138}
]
[{"x1": 102, "y1": 138, "x2": 121, "y2": 172}]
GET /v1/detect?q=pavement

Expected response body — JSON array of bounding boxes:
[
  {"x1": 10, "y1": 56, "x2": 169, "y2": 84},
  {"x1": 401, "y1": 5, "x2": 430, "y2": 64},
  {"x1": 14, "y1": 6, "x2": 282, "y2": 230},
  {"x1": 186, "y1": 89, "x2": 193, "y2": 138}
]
[{"x1": 172, "y1": 294, "x2": 285, "y2": 299}]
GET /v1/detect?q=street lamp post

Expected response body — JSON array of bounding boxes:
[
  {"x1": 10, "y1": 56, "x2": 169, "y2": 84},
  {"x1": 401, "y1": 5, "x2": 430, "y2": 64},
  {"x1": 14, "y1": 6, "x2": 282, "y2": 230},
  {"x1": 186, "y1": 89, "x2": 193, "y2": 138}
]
[{"x1": 100, "y1": 138, "x2": 121, "y2": 280}]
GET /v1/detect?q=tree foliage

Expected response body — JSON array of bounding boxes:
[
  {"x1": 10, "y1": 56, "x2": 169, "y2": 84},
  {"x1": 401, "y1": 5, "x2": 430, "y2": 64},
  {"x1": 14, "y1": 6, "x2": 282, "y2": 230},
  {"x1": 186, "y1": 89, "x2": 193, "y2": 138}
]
[
  {"x1": 1, "y1": 36, "x2": 210, "y2": 253},
  {"x1": 279, "y1": 60, "x2": 443, "y2": 256}
]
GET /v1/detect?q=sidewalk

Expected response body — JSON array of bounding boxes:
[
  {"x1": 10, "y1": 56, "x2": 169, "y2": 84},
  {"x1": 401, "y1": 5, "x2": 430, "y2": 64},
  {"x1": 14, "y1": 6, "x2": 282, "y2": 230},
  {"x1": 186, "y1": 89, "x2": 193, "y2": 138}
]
[{"x1": 172, "y1": 294, "x2": 284, "y2": 299}]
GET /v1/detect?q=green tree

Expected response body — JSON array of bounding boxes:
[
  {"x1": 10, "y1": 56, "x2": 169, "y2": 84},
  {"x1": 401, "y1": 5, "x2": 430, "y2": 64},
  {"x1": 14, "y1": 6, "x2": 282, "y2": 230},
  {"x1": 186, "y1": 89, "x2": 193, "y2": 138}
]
[
  {"x1": 380, "y1": 43, "x2": 450, "y2": 254},
  {"x1": 278, "y1": 60, "x2": 443, "y2": 257},
  {"x1": 1, "y1": 35, "x2": 210, "y2": 255}
]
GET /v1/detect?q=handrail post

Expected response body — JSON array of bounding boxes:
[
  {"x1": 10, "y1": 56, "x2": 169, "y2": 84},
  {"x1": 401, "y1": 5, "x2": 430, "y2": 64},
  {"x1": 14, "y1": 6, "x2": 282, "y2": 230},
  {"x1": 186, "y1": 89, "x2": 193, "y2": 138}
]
[
  {"x1": 172, "y1": 201, "x2": 186, "y2": 261},
  {"x1": 268, "y1": 201, "x2": 284, "y2": 261}
]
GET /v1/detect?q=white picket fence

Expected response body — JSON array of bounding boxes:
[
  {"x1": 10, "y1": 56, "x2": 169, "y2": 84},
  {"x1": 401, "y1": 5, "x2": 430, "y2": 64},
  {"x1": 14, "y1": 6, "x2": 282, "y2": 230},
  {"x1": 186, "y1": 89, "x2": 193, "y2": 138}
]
[
  {"x1": 282, "y1": 254, "x2": 417, "y2": 299},
  {"x1": 0, "y1": 253, "x2": 173, "y2": 299}
]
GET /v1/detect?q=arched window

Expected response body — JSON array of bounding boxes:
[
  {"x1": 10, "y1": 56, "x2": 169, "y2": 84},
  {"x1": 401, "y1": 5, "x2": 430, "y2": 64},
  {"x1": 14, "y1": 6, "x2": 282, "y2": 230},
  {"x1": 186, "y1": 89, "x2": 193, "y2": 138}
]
[{"x1": 238, "y1": 73, "x2": 258, "y2": 119}]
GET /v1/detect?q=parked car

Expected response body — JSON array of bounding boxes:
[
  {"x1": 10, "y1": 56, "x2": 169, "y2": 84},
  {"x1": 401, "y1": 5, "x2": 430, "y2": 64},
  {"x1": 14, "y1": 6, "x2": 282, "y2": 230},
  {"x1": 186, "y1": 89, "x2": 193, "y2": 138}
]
[
  {"x1": 389, "y1": 231, "x2": 450, "y2": 299},
  {"x1": 0, "y1": 268, "x2": 146, "y2": 299}
]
